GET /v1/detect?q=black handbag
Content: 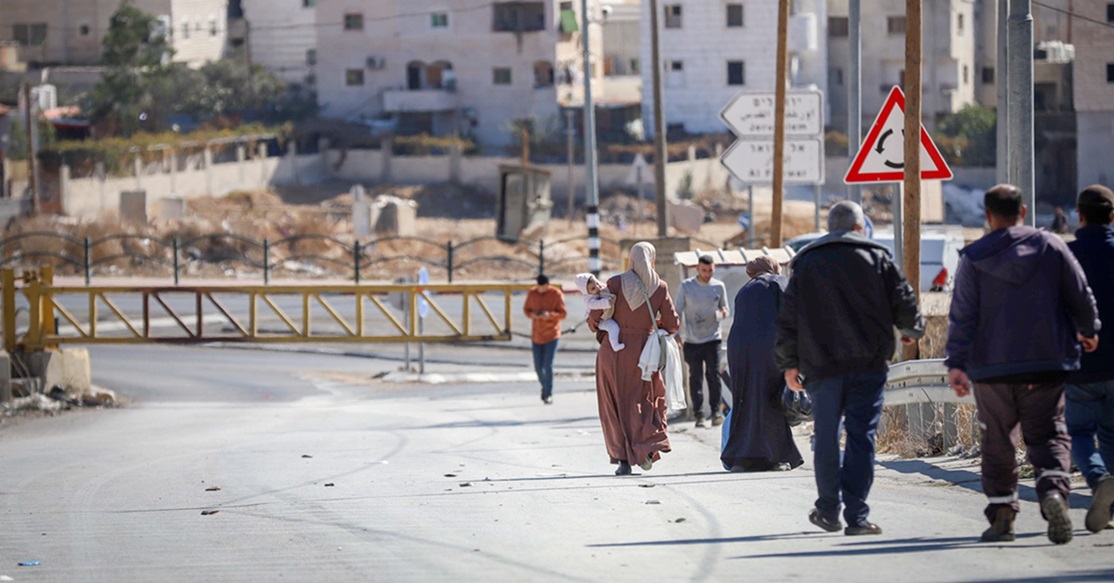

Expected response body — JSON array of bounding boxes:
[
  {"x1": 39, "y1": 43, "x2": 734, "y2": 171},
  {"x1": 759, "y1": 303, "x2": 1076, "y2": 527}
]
[{"x1": 771, "y1": 383, "x2": 813, "y2": 427}]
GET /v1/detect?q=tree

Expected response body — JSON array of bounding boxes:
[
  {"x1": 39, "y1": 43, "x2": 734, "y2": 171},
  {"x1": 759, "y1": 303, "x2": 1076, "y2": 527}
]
[
  {"x1": 937, "y1": 104, "x2": 996, "y2": 167},
  {"x1": 89, "y1": 2, "x2": 176, "y2": 136}
]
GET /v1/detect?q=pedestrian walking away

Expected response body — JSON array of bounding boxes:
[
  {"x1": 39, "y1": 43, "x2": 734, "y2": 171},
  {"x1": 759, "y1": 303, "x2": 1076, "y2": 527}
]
[
  {"x1": 776, "y1": 201, "x2": 925, "y2": 537},
  {"x1": 722, "y1": 255, "x2": 803, "y2": 473},
  {"x1": 675, "y1": 254, "x2": 730, "y2": 428},
  {"x1": 1065, "y1": 184, "x2": 1114, "y2": 534},
  {"x1": 588, "y1": 241, "x2": 680, "y2": 476},
  {"x1": 524, "y1": 274, "x2": 567, "y2": 404},
  {"x1": 946, "y1": 184, "x2": 1100, "y2": 545}
]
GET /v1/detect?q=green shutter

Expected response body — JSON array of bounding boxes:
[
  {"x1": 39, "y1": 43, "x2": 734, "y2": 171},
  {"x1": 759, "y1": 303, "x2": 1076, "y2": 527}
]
[{"x1": 560, "y1": 9, "x2": 579, "y2": 33}]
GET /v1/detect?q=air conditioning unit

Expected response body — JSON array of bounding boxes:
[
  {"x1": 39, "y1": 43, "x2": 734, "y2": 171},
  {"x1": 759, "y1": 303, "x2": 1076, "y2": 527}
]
[{"x1": 366, "y1": 55, "x2": 385, "y2": 70}]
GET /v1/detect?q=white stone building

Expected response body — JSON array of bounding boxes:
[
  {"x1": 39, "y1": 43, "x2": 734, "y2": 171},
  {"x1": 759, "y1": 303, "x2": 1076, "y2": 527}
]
[
  {"x1": 600, "y1": 0, "x2": 642, "y2": 105},
  {"x1": 1072, "y1": 2, "x2": 1114, "y2": 189},
  {"x1": 314, "y1": 0, "x2": 603, "y2": 148},
  {"x1": 826, "y1": 0, "x2": 974, "y2": 133},
  {"x1": 233, "y1": 0, "x2": 317, "y2": 86},
  {"x1": 640, "y1": 0, "x2": 828, "y2": 137},
  {"x1": 0, "y1": 0, "x2": 228, "y2": 68}
]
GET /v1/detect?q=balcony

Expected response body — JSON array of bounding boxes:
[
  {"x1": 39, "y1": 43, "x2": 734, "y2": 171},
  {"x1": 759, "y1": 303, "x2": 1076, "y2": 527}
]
[{"x1": 382, "y1": 88, "x2": 459, "y2": 113}]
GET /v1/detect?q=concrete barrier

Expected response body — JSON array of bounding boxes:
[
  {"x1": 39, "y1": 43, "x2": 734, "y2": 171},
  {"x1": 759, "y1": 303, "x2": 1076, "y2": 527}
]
[
  {"x1": 0, "y1": 349, "x2": 10, "y2": 402},
  {"x1": 27, "y1": 348, "x2": 92, "y2": 395}
]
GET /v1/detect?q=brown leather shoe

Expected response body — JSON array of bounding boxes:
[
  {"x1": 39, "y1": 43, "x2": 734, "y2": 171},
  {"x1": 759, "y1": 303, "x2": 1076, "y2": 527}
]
[
  {"x1": 1086, "y1": 476, "x2": 1114, "y2": 534},
  {"x1": 809, "y1": 508, "x2": 842, "y2": 533},
  {"x1": 980, "y1": 507, "x2": 1016, "y2": 542},
  {"x1": 1041, "y1": 493, "x2": 1074, "y2": 545},
  {"x1": 845, "y1": 522, "x2": 882, "y2": 536}
]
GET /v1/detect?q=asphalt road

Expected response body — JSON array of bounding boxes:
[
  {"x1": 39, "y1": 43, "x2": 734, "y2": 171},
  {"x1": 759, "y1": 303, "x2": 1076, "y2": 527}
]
[{"x1": 1, "y1": 344, "x2": 1113, "y2": 582}]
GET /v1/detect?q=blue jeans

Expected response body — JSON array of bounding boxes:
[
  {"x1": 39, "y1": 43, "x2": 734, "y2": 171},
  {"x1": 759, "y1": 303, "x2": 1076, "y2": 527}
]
[
  {"x1": 1065, "y1": 380, "x2": 1114, "y2": 490},
  {"x1": 807, "y1": 371, "x2": 888, "y2": 527},
  {"x1": 532, "y1": 339, "x2": 559, "y2": 399}
]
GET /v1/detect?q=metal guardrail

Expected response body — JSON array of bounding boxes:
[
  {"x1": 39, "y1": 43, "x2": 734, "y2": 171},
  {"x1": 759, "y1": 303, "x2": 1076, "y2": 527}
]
[
  {"x1": 3, "y1": 267, "x2": 533, "y2": 352},
  {"x1": 885, "y1": 358, "x2": 973, "y2": 405}
]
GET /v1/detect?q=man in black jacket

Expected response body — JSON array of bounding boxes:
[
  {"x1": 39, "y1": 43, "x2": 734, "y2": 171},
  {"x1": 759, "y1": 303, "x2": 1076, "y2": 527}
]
[{"x1": 776, "y1": 201, "x2": 925, "y2": 536}]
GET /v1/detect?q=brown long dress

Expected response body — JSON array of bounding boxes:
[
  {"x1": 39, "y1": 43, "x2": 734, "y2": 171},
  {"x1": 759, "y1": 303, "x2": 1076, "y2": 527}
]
[{"x1": 588, "y1": 275, "x2": 680, "y2": 466}]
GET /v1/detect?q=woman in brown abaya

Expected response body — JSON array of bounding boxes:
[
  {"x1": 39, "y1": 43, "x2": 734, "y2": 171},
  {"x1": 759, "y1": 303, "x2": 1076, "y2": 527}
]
[{"x1": 588, "y1": 241, "x2": 680, "y2": 476}]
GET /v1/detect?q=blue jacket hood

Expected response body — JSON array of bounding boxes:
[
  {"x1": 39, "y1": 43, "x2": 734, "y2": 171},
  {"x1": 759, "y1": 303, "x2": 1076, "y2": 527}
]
[{"x1": 961, "y1": 226, "x2": 1047, "y2": 286}]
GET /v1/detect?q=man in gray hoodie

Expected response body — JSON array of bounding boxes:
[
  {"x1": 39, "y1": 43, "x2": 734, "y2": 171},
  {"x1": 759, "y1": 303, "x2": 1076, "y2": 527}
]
[{"x1": 946, "y1": 184, "x2": 1100, "y2": 545}]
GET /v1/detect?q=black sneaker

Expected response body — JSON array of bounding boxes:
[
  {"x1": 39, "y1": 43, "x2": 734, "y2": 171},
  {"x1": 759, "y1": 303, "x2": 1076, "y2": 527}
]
[
  {"x1": 845, "y1": 522, "x2": 883, "y2": 536},
  {"x1": 809, "y1": 508, "x2": 842, "y2": 533},
  {"x1": 1041, "y1": 493, "x2": 1073, "y2": 545},
  {"x1": 615, "y1": 461, "x2": 632, "y2": 476},
  {"x1": 695, "y1": 416, "x2": 707, "y2": 428},
  {"x1": 1086, "y1": 476, "x2": 1114, "y2": 534}
]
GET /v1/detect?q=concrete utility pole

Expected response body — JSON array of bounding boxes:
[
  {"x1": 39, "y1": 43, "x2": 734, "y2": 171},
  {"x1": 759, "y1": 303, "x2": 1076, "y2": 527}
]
[
  {"x1": 649, "y1": 0, "x2": 669, "y2": 237},
  {"x1": 580, "y1": 0, "x2": 601, "y2": 276},
  {"x1": 996, "y1": 0, "x2": 1009, "y2": 185},
  {"x1": 565, "y1": 109, "x2": 576, "y2": 227},
  {"x1": 21, "y1": 82, "x2": 38, "y2": 216},
  {"x1": 771, "y1": 0, "x2": 790, "y2": 247},
  {"x1": 1007, "y1": 0, "x2": 1035, "y2": 225},
  {"x1": 848, "y1": 0, "x2": 863, "y2": 204}
]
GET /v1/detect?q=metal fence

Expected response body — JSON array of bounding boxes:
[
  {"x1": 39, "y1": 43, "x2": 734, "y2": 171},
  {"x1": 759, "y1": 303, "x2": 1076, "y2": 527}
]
[{"x1": 0, "y1": 231, "x2": 725, "y2": 285}]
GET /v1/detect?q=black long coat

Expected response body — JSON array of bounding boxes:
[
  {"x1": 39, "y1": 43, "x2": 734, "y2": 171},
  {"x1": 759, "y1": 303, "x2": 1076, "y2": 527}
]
[{"x1": 721, "y1": 274, "x2": 803, "y2": 471}]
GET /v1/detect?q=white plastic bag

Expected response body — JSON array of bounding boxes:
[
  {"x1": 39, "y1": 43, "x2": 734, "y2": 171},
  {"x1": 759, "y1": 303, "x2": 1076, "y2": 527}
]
[{"x1": 662, "y1": 335, "x2": 686, "y2": 411}]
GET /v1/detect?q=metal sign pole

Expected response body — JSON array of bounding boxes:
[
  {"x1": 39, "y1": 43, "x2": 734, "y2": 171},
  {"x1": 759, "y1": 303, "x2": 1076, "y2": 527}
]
[{"x1": 748, "y1": 185, "x2": 755, "y2": 249}]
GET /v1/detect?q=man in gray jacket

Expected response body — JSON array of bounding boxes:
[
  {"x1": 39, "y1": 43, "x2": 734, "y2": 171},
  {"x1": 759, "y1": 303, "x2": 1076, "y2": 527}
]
[{"x1": 946, "y1": 184, "x2": 1100, "y2": 545}]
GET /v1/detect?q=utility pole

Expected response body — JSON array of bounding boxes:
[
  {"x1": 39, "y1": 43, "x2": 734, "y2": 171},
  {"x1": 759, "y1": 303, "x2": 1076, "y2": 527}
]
[
  {"x1": 771, "y1": 0, "x2": 790, "y2": 247},
  {"x1": 996, "y1": 0, "x2": 1009, "y2": 185},
  {"x1": 903, "y1": 0, "x2": 922, "y2": 360},
  {"x1": 649, "y1": 0, "x2": 668, "y2": 237},
  {"x1": 580, "y1": 0, "x2": 601, "y2": 276},
  {"x1": 1007, "y1": 0, "x2": 1035, "y2": 225},
  {"x1": 21, "y1": 82, "x2": 38, "y2": 216},
  {"x1": 565, "y1": 109, "x2": 576, "y2": 227},
  {"x1": 848, "y1": 0, "x2": 862, "y2": 204}
]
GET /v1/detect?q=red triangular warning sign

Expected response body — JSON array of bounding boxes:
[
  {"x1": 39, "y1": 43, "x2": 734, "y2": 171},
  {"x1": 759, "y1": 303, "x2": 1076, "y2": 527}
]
[{"x1": 844, "y1": 86, "x2": 953, "y2": 184}]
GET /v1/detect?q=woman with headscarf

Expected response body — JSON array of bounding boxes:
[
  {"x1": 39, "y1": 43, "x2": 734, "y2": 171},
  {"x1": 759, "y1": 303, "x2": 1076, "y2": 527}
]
[
  {"x1": 587, "y1": 241, "x2": 680, "y2": 476},
  {"x1": 721, "y1": 255, "x2": 804, "y2": 472}
]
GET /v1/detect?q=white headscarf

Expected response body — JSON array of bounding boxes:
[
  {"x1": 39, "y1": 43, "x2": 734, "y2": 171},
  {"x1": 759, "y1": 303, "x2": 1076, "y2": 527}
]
[{"x1": 621, "y1": 241, "x2": 661, "y2": 311}]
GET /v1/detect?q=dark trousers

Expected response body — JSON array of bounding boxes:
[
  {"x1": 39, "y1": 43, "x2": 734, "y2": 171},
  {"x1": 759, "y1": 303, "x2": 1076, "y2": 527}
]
[
  {"x1": 531, "y1": 339, "x2": 559, "y2": 399},
  {"x1": 974, "y1": 381, "x2": 1071, "y2": 522},
  {"x1": 683, "y1": 340, "x2": 721, "y2": 418},
  {"x1": 807, "y1": 371, "x2": 887, "y2": 526}
]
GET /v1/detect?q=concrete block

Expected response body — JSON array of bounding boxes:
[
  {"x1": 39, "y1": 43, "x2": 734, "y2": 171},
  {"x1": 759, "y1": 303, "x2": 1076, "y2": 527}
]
[
  {"x1": 28, "y1": 348, "x2": 91, "y2": 395},
  {"x1": 120, "y1": 190, "x2": 148, "y2": 224}
]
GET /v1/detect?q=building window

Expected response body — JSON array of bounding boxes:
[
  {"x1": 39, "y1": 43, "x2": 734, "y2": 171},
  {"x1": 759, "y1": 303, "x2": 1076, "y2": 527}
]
[
  {"x1": 493, "y1": 67, "x2": 512, "y2": 85},
  {"x1": 829, "y1": 16, "x2": 849, "y2": 37},
  {"x1": 344, "y1": 13, "x2": 364, "y2": 31},
  {"x1": 982, "y1": 66, "x2": 995, "y2": 84},
  {"x1": 957, "y1": 13, "x2": 965, "y2": 34},
  {"x1": 493, "y1": 2, "x2": 545, "y2": 32},
  {"x1": 1108, "y1": 3, "x2": 1114, "y2": 23},
  {"x1": 346, "y1": 69, "x2": 364, "y2": 86},
  {"x1": 630, "y1": 58, "x2": 641, "y2": 74},
  {"x1": 727, "y1": 61, "x2": 745, "y2": 86},
  {"x1": 431, "y1": 12, "x2": 449, "y2": 28},
  {"x1": 963, "y1": 65, "x2": 969, "y2": 85},
  {"x1": 727, "y1": 4, "x2": 744, "y2": 28},
  {"x1": 1108, "y1": 63, "x2": 1114, "y2": 83},
  {"x1": 182, "y1": 21, "x2": 190, "y2": 38},
  {"x1": 830, "y1": 67, "x2": 844, "y2": 86},
  {"x1": 665, "y1": 5, "x2": 682, "y2": 28},
  {"x1": 12, "y1": 23, "x2": 47, "y2": 46},
  {"x1": 533, "y1": 61, "x2": 554, "y2": 87},
  {"x1": 302, "y1": 0, "x2": 316, "y2": 7},
  {"x1": 209, "y1": 16, "x2": 218, "y2": 36},
  {"x1": 666, "y1": 60, "x2": 684, "y2": 87},
  {"x1": 79, "y1": 24, "x2": 91, "y2": 36},
  {"x1": 306, "y1": 49, "x2": 316, "y2": 66},
  {"x1": 887, "y1": 16, "x2": 906, "y2": 35}
]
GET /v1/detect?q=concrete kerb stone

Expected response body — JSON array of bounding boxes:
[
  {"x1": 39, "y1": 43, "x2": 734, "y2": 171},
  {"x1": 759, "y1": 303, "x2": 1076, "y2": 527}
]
[{"x1": 27, "y1": 348, "x2": 92, "y2": 395}]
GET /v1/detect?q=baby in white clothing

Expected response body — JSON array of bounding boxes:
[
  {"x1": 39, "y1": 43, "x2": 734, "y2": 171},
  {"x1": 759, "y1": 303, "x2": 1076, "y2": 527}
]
[{"x1": 574, "y1": 273, "x2": 625, "y2": 352}]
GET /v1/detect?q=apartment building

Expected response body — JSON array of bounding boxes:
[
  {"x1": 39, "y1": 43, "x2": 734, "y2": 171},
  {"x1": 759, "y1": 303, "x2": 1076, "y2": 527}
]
[
  {"x1": 0, "y1": 0, "x2": 228, "y2": 69},
  {"x1": 600, "y1": 0, "x2": 642, "y2": 104},
  {"x1": 827, "y1": 0, "x2": 974, "y2": 133},
  {"x1": 229, "y1": 0, "x2": 317, "y2": 86},
  {"x1": 1073, "y1": 2, "x2": 1114, "y2": 189},
  {"x1": 315, "y1": 0, "x2": 602, "y2": 148},
  {"x1": 641, "y1": 0, "x2": 828, "y2": 137}
]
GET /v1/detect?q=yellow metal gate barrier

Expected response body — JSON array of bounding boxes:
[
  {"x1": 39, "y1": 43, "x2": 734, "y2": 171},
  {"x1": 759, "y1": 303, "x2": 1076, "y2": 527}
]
[{"x1": 2, "y1": 268, "x2": 533, "y2": 352}]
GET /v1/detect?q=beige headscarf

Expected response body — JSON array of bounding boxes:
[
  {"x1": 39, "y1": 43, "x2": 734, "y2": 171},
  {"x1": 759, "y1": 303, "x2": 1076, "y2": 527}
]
[
  {"x1": 621, "y1": 241, "x2": 661, "y2": 311},
  {"x1": 746, "y1": 255, "x2": 781, "y2": 278}
]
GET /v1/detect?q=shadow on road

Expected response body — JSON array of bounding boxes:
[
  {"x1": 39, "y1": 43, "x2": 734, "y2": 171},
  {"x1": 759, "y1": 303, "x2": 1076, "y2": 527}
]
[
  {"x1": 730, "y1": 533, "x2": 1052, "y2": 559},
  {"x1": 880, "y1": 459, "x2": 1094, "y2": 509}
]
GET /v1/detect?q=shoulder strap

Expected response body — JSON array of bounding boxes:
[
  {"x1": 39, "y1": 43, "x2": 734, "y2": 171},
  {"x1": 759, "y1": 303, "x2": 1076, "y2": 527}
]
[{"x1": 636, "y1": 277, "x2": 658, "y2": 333}]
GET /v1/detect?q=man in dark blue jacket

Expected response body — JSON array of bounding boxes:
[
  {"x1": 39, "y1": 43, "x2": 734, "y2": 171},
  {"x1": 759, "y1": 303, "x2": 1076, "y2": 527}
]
[
  {"x1": 1065, "y1": 184, "x2": 1114, "y2": 533},
  {"x1": 776, "y1": 201, "x2": 925, "y2": 536},
  {"x1": 946, "y1": 184, "x2": 1100, "y2": 545}
]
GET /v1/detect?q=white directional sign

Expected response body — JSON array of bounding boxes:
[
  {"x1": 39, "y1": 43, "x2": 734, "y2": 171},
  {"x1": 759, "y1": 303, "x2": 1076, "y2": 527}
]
[
  {"x1": 719, "y1": 89, "x2": 824, "y2": 137},
  {"x1": 720, "y1": 138, "x2": 825, "y2": 185}
]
